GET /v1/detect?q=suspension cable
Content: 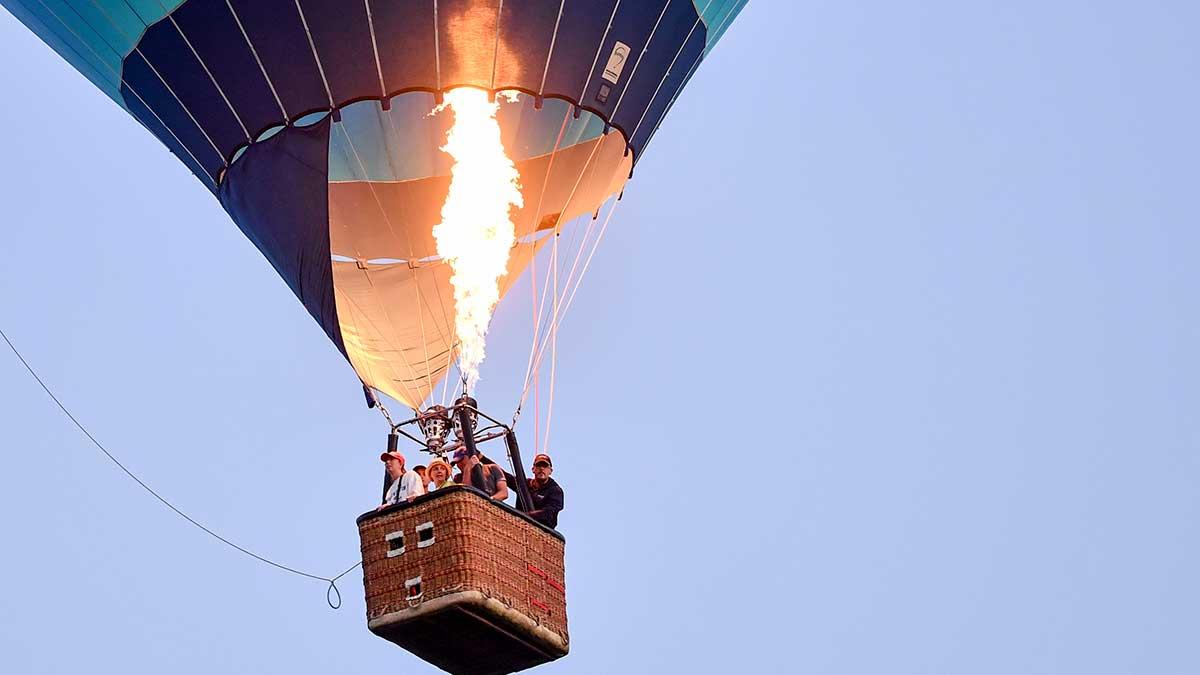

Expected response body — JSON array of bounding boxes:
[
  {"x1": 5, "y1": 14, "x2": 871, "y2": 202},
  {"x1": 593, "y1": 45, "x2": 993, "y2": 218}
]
[
  {"x1": 516, "y1": 134, "x2": 609, "y2": 420},
  {"x1": 374, "y1": 391, "x2": 397, "y2": 429},
  {"x1": 515, "y1": 196, "x2": 622, "y2": 426},
  {"x1": 515, "y1": 105, "x2": 574, "y2": 435}
]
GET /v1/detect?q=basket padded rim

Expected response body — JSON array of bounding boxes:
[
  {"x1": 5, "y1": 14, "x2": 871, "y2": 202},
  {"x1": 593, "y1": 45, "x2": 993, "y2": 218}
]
[{"x1": 356, "y1": 484, "x2": 565, "y2": 542}]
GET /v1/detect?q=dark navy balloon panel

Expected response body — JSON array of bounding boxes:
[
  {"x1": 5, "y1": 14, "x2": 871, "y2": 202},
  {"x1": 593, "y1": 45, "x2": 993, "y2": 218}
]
[
  {"x1": 219, "y1": 116, "x2": 346, "y2": 358},
  {"x1": 222, "y1": 0, "x2": 329, "y2": 122},
  {"x1": 371, "y1": 1, "x2": 438, "y2": 92},
  {"x1": 172, "y1": 0, "x2": 284, "y2": 141}
]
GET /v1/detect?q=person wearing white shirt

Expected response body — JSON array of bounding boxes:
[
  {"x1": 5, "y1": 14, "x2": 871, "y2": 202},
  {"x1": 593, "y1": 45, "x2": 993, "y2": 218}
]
[{"x1": 379, "y1": 450, "x2": 425, "y2": 508}]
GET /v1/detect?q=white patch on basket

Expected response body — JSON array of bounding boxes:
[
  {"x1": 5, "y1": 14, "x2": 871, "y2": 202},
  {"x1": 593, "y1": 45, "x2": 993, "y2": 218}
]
[
  {"x1": 385, "y1": 530, "x2": 405, "y2": 557},
  {"x1": 417, "y1": 521, "x2": 436, "y2": 548},
  {"x1": 405, "y1": 576, "x2": 424, "y2": 606},
  {"x1": 602, "y1": 41, "x2": 631, "y2": 84}
]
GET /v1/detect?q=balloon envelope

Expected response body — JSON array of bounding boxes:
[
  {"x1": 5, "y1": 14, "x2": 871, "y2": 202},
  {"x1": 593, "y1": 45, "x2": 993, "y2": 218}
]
[{"x1": 1, "y1": 0, "x2": 747, "y2": 407}]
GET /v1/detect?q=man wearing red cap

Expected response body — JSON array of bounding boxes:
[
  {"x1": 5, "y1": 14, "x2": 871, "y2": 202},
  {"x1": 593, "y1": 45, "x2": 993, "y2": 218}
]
[
  {"x1": 523, "y1": 453, "x2": 564, "y2": 529},
  {"x1": 379, "y1": 451, "x2": 425, "y2": 508}
]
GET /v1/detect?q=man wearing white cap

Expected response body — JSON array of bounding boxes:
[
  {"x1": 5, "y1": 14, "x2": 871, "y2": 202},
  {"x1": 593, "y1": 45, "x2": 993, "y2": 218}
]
[{"x1": 379, "y1": 451, "x2": 425, "y2": 508}]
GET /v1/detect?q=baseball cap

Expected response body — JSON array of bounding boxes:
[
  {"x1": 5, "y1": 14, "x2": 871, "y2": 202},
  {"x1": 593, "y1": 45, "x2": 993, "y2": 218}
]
[
  {"x1": 533, "y1": 453, "x2": 552, "y2": 467},
  {"x1": 380, "y1": 451, "x2": 405, "y2": 463}
]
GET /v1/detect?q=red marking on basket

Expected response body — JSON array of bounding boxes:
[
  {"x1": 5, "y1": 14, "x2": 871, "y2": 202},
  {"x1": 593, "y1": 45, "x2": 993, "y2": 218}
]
[
  {"x1": 530, "y1": 598, "x2": 550, "y2": 613},
  {"x1": 546, "y1": 578, "x2": 564, "y2": 594},
  {"x1": 527, "y1": 564, "x2": 547, "y2": 579}
]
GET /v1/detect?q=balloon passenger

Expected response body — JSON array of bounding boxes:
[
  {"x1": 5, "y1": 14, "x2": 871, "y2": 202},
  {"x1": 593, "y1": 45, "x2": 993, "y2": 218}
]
[
  {"x1": 523, "y1": 454, "x2": 564, "y2": 529},
  {"x1": 426, "y1": 459, "x2": 455, "y2": 490},
  {"x1": 379, "y1": 451, "x2": 425, "y2": 508},
  {"x1": 481, "y1": 452, "x2": 565, "y2": 530},
  {"x1": 413, "y1": 464, "x2": 428, "y2": 491},
  {"x1": 452, "y1": 448, "x2": 509, "y2": 501}
]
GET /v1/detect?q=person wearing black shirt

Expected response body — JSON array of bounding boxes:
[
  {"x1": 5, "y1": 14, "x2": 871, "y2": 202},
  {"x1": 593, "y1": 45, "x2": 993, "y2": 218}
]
[
  {"x1": 523, "y1": 453, "x2": 564, "y2": 529},
  {"x1": 476, "y1": 451, "x2": 565, "y2": 529}
]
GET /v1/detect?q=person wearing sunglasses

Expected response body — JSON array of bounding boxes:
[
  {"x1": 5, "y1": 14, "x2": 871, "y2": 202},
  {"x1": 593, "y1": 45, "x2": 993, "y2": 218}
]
[
  {"x1": 475, "y1": 450, "x2": 565, "y2": 529},
  {"x1": 522, "y1": 454, "x2": 564, "y2": 529}
]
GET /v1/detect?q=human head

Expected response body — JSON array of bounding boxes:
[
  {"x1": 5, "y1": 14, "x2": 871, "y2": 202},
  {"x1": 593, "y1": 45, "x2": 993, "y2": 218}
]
[
  {"x1": 413, "y1": 465, "x2": 427, "y2": 481},
  {"x1": 427, "y1": 459, "x2": 452, "y2": 484},
  {"x1": 380, "y1": 451, "x2": 406, "y2": 479},
  {"x1": 532, "y1": 453, "x2": 553, "y2": 483}
]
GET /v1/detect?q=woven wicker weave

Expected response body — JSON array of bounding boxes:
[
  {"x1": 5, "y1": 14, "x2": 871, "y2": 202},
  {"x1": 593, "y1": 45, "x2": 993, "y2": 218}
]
[{"x1": 357, "y1": 486, "x2": 567, "y2": 675}]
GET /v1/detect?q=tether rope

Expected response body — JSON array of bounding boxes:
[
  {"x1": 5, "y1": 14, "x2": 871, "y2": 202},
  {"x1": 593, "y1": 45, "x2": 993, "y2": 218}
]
[{"x1": 0, "y1": 326, "x2": 360, "y2": 609}]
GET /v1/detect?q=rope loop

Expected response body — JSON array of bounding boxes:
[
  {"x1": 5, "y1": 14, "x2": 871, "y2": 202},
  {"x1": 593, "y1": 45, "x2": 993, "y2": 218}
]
[{"x1": 326, "y1": 580, "x2": 343, "y2": 610}]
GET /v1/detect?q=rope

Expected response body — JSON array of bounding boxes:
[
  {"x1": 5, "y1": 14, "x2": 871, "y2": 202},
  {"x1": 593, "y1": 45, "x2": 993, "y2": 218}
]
[
  {"x1": 0, "y1": 326, "x2": 360, "y2": 609},
  {"x1": 530, "y1": 233, "x2": 540, "y2": 452},
  {"x1": 537, "y1": 199, "x2": 615, "y2": 452},
  {"x1": 515, "y1": 197, "x2": 622, "y2": 424},
  {"x1": 516, "y1": 130, "x2": 610, "y2": 421},
  {"x1": 514, "y1": 105, "x2": 574, "y2": 439}
]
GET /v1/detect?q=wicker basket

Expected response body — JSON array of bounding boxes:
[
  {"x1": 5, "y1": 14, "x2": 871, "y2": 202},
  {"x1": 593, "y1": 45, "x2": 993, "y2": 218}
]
[{"x1": 357, "y1": 486, "x2": 568, "y2": 675}]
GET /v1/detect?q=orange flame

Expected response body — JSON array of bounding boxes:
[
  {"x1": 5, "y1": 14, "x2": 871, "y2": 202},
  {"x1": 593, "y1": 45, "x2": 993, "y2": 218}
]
[{"x1": 432, "y1": 88, "x2": 523, "y2": 390}]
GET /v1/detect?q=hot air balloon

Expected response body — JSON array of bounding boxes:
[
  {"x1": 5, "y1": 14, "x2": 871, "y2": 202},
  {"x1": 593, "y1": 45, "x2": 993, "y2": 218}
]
[{"x1": 1, "y1": 1, "x2": 746, "y2": 672}]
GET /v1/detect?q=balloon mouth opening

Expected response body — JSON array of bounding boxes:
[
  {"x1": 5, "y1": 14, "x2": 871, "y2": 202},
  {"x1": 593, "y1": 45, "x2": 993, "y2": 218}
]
[
  {"x1": 430, "y1": 87, "x2": 524, "y2": 392},
  {"x1": 214, "y1": 88, "x2": 635, "y2": 189}
]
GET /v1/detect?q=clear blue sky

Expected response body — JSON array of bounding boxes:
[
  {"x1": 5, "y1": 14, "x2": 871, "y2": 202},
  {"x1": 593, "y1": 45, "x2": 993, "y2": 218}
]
[{"x1": 2, "y1": 2, "x2": 1199, "y2": 673}]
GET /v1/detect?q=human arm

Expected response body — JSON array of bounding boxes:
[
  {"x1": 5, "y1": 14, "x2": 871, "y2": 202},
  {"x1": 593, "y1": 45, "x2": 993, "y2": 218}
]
[
  {"x1": 526, "y1": 483, "x2": 563, "y2": 521},
  {"x1": 489, "y1": 465, "x2": 509, "y2": 501},
  {"x1": 478, "y1": 454, "x2": 518, "y2": 486}
]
